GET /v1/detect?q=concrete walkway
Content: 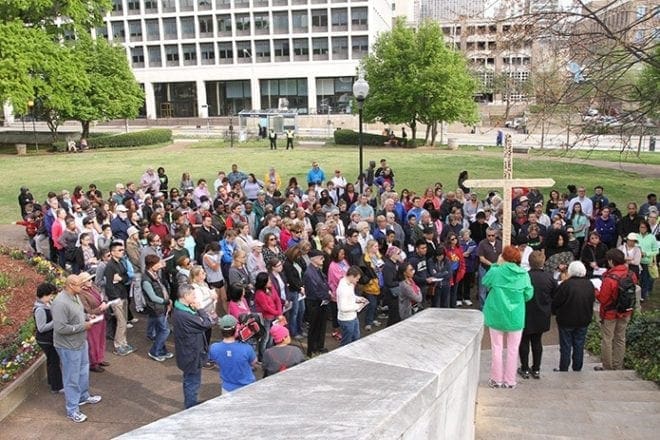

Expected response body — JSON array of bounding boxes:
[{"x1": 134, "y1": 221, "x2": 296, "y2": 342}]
[{"x1": 476, "y1": 345, "x2": 660, "y2": 439}]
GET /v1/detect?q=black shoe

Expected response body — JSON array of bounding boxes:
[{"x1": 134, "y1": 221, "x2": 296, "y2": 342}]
[
  {"x1": 553, "y1": 368, "x2": 567, "y2": 372},
  {"x1": 517, "y1": 368, "x2": 530, "y2": 379},
  {"x1": 318, "y1": 348, "x2": 329, "y2": 354},
  {"x1": 531, "y1": 370, "x2": 541, "y2": 379}
]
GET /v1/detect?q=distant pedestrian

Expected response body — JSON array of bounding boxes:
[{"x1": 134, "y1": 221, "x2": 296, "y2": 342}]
[
  {"x1": 269, "y1": 129, "x2": 277, "y2": 150},
  {"x1": 496, "y1": 129, "x2": 503, "y2": 147},
  {"x1": 286, "y1": 128, "x2": 294, "y2": 150}
]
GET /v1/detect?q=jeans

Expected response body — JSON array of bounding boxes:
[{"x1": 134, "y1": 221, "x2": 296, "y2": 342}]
[
  {"x1": 519, "y1": 332, "x2": 543, "y2": 372},
  {"x1": 558, "y1": 326, "x2": 588, "y2": 371},
  {"x1": 305, "y1": 299, "x2": 327, "y2": 356},
  {"x1": 182, "y1": 370, "x2": 202, "y2": 409},
  {"x1": 601, "y1": 316, "x2": 630, "y2": 370},
  {"x1": 149, "y1": 315, "x2": 170, "y2": 357},
  {"x1": 640, "y1": 263, "x2": 654, "y2": 299},
  {"x1": 56, "y1": 342, "x2": 90, "y2": 416},
  {"x1": 431, "y1": 282, "x2": 450, "y2": 308},
  {"x1": 287, "y1": 293, "x2": 301, "y2": 336},
  {"x1": 339, "y1": 319, "x2": 360, "y2": 346},
  {"x1": 364, "y1": 294, "x2": 378, "y2": 325},
  {"x1": 38, "y1": 342, "x2": 63, "y2": 392},
  {"x1": 478, "y1": 266, "x2": 489, "y2": 310},
  {"x1": 489, "y1": 328, "x2": 522, "y2": 386},
  {"x1": 259, "y1": 319, "x2": 273, "y2": 361}
]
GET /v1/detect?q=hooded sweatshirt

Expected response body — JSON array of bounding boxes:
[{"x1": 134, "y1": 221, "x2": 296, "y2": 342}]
[{"x1": 482, "y1": 262, "x2": 534, "y2": 331}]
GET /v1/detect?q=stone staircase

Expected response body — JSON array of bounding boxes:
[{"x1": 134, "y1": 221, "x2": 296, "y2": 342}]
[{"x1": 476, "y1": 345, "x2": 660, "y2": 440}]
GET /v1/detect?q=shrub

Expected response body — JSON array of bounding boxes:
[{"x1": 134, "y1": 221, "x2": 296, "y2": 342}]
[
  {"x1": 53, "y1": 129, "x2": 172, "y2": 151},
  {"x1": 334, "y1": 129, "x2": 390, "y2": 147},
  {"x1": 585, "y1": 310, "x2": 660, "y2": 383}
]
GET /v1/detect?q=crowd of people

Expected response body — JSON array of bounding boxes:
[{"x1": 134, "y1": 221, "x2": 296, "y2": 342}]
[{"x1": 20, "y1": 158, "x2": 659, "y2": 420}]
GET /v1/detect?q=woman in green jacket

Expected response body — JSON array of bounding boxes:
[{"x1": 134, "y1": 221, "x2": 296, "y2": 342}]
[
  {"x1": 482, "y1": 245, "x2": 534, "y2": 388},
  {"x1": 638, "y1": 220, "x2": 659, "y2": 301}
]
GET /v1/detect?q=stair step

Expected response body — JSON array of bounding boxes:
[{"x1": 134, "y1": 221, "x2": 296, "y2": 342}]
[
  {"x1": 476, "y1": 415, "x2": 625, "y2": 439},
  {"x1": 478, "y1": 387, "x2": 660, "y2": 402}
]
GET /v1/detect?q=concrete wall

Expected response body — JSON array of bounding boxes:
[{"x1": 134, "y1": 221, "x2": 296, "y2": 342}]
[{"x1": 119, "y1": 309, "x2": 483, "y2": 440}]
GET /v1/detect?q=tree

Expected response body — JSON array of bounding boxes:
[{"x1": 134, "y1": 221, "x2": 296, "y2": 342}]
[
  {"x1": 633, "y1": 46, "x2": 659, "y2": 121},
  {"x1": 69, "y1": 36, "x2": 144, "y2": 138},
  {"x1": 362, "y1": 19, "x2": 478, "y2": 144}
]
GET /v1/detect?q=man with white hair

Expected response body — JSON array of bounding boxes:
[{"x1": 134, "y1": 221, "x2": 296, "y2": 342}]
[
  {"x1": 140, "y1": 167, "x2": 160, "y2": 195},
  {"x1": 551, "y1": 261, "x2": 595, "y2": 372}
]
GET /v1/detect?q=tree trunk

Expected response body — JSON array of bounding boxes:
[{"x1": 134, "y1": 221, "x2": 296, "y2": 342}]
[
  {"x1": 81, "y1": 120, "x2": 90, "y2": 140},
  {"x1": 430, "y1": 121, "x2": 438, "y2": 145},
  {"x1": 410, "y1": 118, "x2": 417, "y2": 141},
  {"x1": 424, "y1": 124, "x2": 431, "y2": 145}
]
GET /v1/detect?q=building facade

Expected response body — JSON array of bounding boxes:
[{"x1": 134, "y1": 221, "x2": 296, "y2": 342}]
[
  {"x1": 418, "y1": 0, "x2": 486, "y2": 21},
  {"x1": 100, "y1": 0, "x2": 392, "y2": 119}
]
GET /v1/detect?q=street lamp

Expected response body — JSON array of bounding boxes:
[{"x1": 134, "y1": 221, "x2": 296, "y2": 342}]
[
  {"x1": 27, "y1": 100, "x2": 38, "y2": 152},
  {"x1": 352, "y1": 73, "x2": 369, "y2": 194}
]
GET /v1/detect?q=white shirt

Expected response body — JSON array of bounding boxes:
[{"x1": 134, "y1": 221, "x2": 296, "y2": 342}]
[
  {"x1": 567, "y1": 196, "x2": 593, "y2": 218},
  {"x1": 336, "y1": 277, "x2": 360, "y2": 321}
]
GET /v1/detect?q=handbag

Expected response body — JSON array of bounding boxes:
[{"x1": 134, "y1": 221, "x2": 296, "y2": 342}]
[{"x1": 649, "y1": 258, "x2": 659, "y2": 279}]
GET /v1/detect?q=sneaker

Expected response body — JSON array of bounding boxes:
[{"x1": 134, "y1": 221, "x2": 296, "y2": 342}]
[
  {"x1": 464, "y1": 299, "x2": 473, "y2": 306},
  {"x1": 487, "y1": 379, "x2": 501, "y2": 388},
  {"x1": 202, "y1": 361, "x2": 215, "y2": 369},
  {"x1": 162, "y1": 352, "x2": 174, "y2": 359},
  {"x1": 51, "y1": 388, "x2": 64, "y2": 394},
  {"x1": 456, "y1": 300, "x2": 463, "y2": 307},
  {"x1": 126, "y1": 323, "x2": 134, "y2": 329},
  {"x1": 113, "y1": 346, "x2": 129, "y2": 356},
  {"x1": 373, "y1": 320, "x2": 382, "y2": 327},
  {"x1": 79, "y1": 395, "x2": 102, "y2": 406},
  {"x1": 378, "y1": 313, "x2": 388, "y2": 320},
  {"x1": 124, "y1": 344, "x2": 136, "y2": 354},
  {"x1": 501, "y1": 383, "x2": 516, "y2": 389},
  {"x1": 148, "y1": 352, "x2": 165, "y2": 362},
  {"x1": 318, "y1": 348, "x2": 329, "y2": 354},
  {"x1": 129, "y1": 318, "x2": 139, "y2": 324},
  {"x1": 531, "y1": 370, "x2": 541, "y2": 379},
  {"x1": 517, "y1": 368, "x2": 530, "y2": 379},
  {"x1": 365, "y1": 325, "x2": 372, "y2": 332},
  {"x1": 68, "y1": 411, "x2": 87, "y2": 423},
  {"x1": 594, "y1": 365, "x2": 605, "y2": 371}
]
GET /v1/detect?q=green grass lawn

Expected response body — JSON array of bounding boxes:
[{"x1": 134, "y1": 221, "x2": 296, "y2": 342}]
[
  {"x1": 529, "y1": 148, "x2": 660, "y2": 165},
  {"x1": 0, "y1": 143, "x2": 658, "y2": 224}
]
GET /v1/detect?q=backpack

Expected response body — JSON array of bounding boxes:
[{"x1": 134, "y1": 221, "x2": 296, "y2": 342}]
[{"x1": 605, "y1": 271, "x2": 636, "y2": 313}]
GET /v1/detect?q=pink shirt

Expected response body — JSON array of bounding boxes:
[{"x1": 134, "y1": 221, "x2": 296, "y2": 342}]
[{"x1": 228, "y1": 298, "x2": 250, "y2": 320}]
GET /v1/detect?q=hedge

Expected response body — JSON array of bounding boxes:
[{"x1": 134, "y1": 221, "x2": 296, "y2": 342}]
[
  {"x1": 586, "y1": 310, "x2": 660, "y2": 383},
  {"x1": 53, "y1": 128, "x2": 172, "y2": 151}
]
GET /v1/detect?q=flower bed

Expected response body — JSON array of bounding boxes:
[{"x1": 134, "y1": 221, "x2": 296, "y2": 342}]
[{"x1": 0, "y1": 247, "x2": 65, "y2": 389}]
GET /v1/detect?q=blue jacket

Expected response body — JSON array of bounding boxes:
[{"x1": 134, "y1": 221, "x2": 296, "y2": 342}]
[
  {"x1": 172, "y1": 301, "x2": 214, "y2": 374},
  {"x1": 307, "y1": 168, "x2": 325, "y2": 186},
  {"x1": 303, "y1": 265, "x2": 330, "y2": 301}
]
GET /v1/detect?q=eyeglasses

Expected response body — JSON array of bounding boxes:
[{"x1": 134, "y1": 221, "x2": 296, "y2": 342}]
[{"x1": 450, "y1": 237, "x2": 457, "y2": 241}]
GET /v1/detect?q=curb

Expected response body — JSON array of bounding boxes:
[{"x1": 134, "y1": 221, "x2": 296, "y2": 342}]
[{"x1": 0, "y1": 355, "x2": 46, "y2": 422}]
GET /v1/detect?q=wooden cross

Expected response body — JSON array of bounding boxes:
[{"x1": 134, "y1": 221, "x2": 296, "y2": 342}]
[{"x1": 463, "y1": 136, "x2": 555, "y2": 247}]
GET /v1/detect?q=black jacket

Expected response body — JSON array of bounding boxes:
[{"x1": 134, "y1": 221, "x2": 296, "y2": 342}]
[
  {"x1": 525, "y1": 269, "x2": 557, "y2": 334},
  {"x1": 172, "y1": 304, "x2": 214, "y2": 374},
  {"x1": 303, "y1": 264, "x2": 330, "y2": 302},
  {"x1": 104, "y1": 258, "x2": 129, "y2": 300},
  {"x1": 552, "y1": 277, "x2": 595, "y2": 328}
]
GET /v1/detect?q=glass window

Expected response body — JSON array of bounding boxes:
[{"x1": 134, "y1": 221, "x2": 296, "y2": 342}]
[
  {"x1": 129, "y1": 21, "x2": 143, "y2": 41},
  {"x1": 316, "y1": 77, "x2": 352, "y2": 114},
  {"x1": 148, "y1": 46, "x2": 162, "y2": 67},
  {"x1": 182, "y1": 44, "x2": 197, "y2": 65},
  {"x1": 255, "y1": 40, "x2": 271, "y2": 62},
  {"x1": 236, "y1": 41, "x2": 252, "y2": 62},
  {"x1": 234, "y1": 0, "x2": 249, "y2": 7},
  {"x1": 254, "y1": 13, "x2": 269, "y2": 35},
  {"x1": 199, "y1": 16, "x2": 213, "y2": 36},
  {"x1": 200, "y1": 43, "x2": 215, "y2": 64},
  {"x1": 273, "y1": 0, "x2": 288, "y2": 5},
  {"x1": 272, "y1": 11, "x2": 289, "y2": 34},
  {"x1": 146, "y1": 19, "x2": 160, "y2": 40},
  {"x1": 127, "y1": 0, "x2": 140, "y2": 13},
  {"x1": 260, "y1": 78, "x2": 308, "y2": 113},
  {"x1": 198, "y1": 0, "x2": 212, "y2": 10},
  {"x1": 111, "y1": 0, "x2": 123, "y2": 15},
  {"x1": 235, "y1": 13, "x2": 250, "y2": 35},
  {"x1": 180, "y1": 17, "x2": 195, "y2": 38},
  {"x1": 111, "y1": 22, "x2": 126, "y2": 41},
  {"x1": 273, "y1": 39, "x2": 290, "y2": 60},
  {"x1": 312, "y1": 37, "x2": 328, "y2": 60},
  {"x1": 144, "y1": 0, "x2": 158, "y2": 12},
  {"x1": 180, "y1": 0, "x2": 194, "y2": 11},
  {"x1": 217, "y1": 15, "x2": 232, "y2": 35},
  {"x1": 217, "y1": 42, "x2": 234, "y2": 63},
  {"x1": 331, "y1": 8, "x2": 348, "y2": 30},
  {"x1": 254, "y1": 0, "x2": 268, "y2": 6},
  {"x1": 311, "y1": 10, "x2": 328, "y2": 30},
  {"x1": 332, "y1": 36, "x2": 348, "y2": 59},
  {"x1": 154, "y1": 82, "x2": 197, "y2": 117},
  {"x1": 205, "y1": 80, "x2": 251, "y2": 116},
  {"x1": 96, "y1": 25, "x2": 109, "y2": 40},
  {"x1": 161, "y1": 0, "x2": 176, "y2": 12},
  {"x1": 291, "y1": 0, "x2": 306, "y2": 4},
  {"x1": 216, "y1": 0, "x2": 231, "y2": 8},
  {"x1": 131, "y1": 47, "x2": 145, "y2": 67},
  {"x1": 351, "y1": 7, "x2": 367, "y2": 30},
  {"x1": 293, "y1": 38, "x2": 309, "y2": 60},
  {"x1": 292, "y1": 11, "x2": 308, "y2": 33},
  {"x1": 163, "y1": 18, "x2": 177, "y2": 39},
  {"x1": 351, "y1": 35, "x2": 367, "y2": 59},
  {"x1": 165, "y1": 45, "x2": 180, "y2": 66}
]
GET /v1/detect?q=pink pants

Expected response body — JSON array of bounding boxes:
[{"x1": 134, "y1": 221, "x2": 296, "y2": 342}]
[{"x1": 489, "y1": 328, "x2": 523, "y2": 386}]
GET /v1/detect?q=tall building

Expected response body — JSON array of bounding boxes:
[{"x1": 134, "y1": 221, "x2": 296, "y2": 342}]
[
  {"x1": 100, "y1": 0, "x2": 392, "y2": 119},
  {"x1": 418, "y1": 0, "x2": 486, "y2": 21}
]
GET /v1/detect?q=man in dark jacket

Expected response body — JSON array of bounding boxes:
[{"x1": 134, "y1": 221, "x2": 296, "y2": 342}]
[
  {"x1": 617, "y1": 202, "x2": 643, "y2": 242},
  {"x1": 408, "y1": 239, "x2": 438, "y2": 305},
  {"x1": 552, "y1": 261, "x2": 595, "y2": 372},
  {"x1": 302, "y1": 249, "x2": 331, "y2": 357},
  {"x1": 104, "y1": 241, "x2": 134, "y2": 356},
  {"x1": 519, "y1": 251, "x2": 557, "y2": 379},
  {"x1": 172, "y1": 283, "x2": 215, "y2": 409}
]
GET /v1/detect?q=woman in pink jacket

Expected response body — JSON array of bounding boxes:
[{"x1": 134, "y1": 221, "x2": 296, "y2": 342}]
[{"x1": 254, "y1": 272, "x2": 283, "y2": 361}]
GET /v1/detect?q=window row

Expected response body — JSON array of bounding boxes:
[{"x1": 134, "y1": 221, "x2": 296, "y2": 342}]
[
  {"x1": 111, "y1": 0, "x2": 367, "y2": 15},
  {"x1": 101, "y1": 8, "x2": 367, "y2": 41},
  {"x1": 130, "y1": 36, "x2": 368, "y2": 67}
]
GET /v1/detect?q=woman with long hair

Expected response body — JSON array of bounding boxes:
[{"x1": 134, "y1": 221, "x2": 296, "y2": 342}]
[
  {"x1": 282, "y1": 244, "x2": 306, "y2": 339},
  {"x1": 638, "y1": 220, "x2": 659, "y2": 301},
  {"x1": 327, "y1": 245, "x2": 350, "y2": 340},
  {"x1": 254, "y1": 272, "x2": 284, "y2": 361},
  {"x1": 543, "y1": 229, "x2": 574, "y2": 281},
  {"x1": 190, "y1": 265, "x2": 218, "y2": 367},
  {"x1": 202, "y1": 242, "x2": 227, "y2": 315},
  {"x1": 444, "y1": 232, "x2": 466, "y2": 308},
  {"x1": 398, "y1": 262, "x2": 423, "y2": 321},
  {"x1": 228, "y1": 249, "x2": 253, "y2": 304},
  {"x1": 359, "y1": 240, "x2": 383, "y2": 331}
]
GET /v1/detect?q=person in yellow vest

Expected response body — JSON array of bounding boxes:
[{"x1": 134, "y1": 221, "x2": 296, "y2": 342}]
[
  {"x1": 286, "y1": 128, "x2": 294, "y2": 150},
  {"x1": 269, "y1": 128, "x2": 277, "y2": 150}
]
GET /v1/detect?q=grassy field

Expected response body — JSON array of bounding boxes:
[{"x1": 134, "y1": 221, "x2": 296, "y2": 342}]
[
  {"x1": 529, "y1": 148, "x2": 660, "y2": 165},
  {"x1": 0, "y1": 142, "x2": 658, "y2": 224}
]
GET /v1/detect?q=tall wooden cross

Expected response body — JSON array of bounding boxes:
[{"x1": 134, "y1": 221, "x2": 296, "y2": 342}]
[{"x1": 464, "y1": 136, "x2": 555, "y2": 247}]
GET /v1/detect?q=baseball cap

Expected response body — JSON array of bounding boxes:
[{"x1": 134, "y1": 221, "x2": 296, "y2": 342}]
[
  {"x1": 127, "y1": 226, "x2": 139, "y2": 237},
  {"x1": 218, "y1": 314, "x2": 238, "y2": 329},
  {"x1": 116, "y1": 204, "x2": 128, "y2": 212}
]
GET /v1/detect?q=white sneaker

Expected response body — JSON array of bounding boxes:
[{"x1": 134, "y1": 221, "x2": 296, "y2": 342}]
[
  {"x1": 126, "y1": 323, "x2": 134, "y2": 329},
  {"x1": 456, "y1": 300, "x2": 463, "y2": 307},
  {"x1": 68, "y1": 411, "x2": 87, "y2": 423},
  {"x1": 365, "y1": 325, "x2": 372, "y2": 331},
  {"x1": 372, "y1": 320, "x2": 382, "y2": 327},
  {"x1": 79, "y1": 395, "x2": 102, "y2": 406},
  {"x1": 464, "y1": 300, "x2": 473, "y2": 306}
]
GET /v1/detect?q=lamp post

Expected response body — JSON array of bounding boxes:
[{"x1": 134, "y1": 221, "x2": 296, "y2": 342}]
[
  {"x1": 229, "y1": 117, "x2": 234, "y2": 149},
  {"x1": 352, "y1": 73, "x2": 369, "y2": 194},
  {"x1": 27, "y1": 100, "x2": 38, "y2": 152}
]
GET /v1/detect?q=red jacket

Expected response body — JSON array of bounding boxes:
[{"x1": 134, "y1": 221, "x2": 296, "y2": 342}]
[
  {"x1": 596, "y1": 264, "x2": 637, "y2": 320},
  {"x1": 445, "y1": 246, "x2": 466, "y2": 286},
  {"x1": 254, "y1": 286, "x2": 283, "y2": 320}
]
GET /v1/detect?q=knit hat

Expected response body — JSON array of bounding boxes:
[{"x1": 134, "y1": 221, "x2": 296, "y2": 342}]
[{"x1": 270, "y1": 324, "x2": 289, "y2": 344}]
